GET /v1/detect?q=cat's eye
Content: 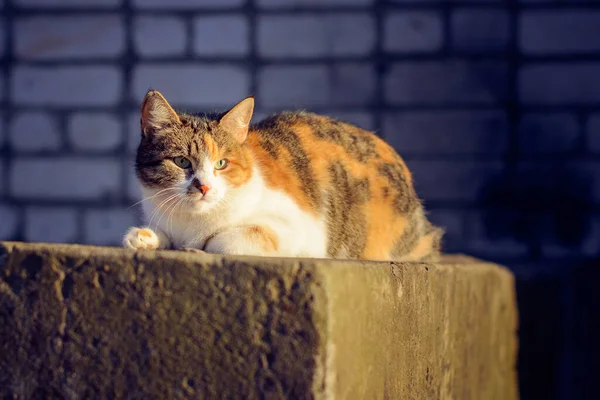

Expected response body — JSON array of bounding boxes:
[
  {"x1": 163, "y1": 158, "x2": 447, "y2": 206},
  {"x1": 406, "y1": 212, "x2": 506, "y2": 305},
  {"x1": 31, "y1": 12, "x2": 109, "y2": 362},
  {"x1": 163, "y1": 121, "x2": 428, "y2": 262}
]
[
  {"x1": 173, "y1": 156, "x2": 191, "y2": 169},
  {"x1": 214, "y1": 159, "x2": 229, "y2": 170}
]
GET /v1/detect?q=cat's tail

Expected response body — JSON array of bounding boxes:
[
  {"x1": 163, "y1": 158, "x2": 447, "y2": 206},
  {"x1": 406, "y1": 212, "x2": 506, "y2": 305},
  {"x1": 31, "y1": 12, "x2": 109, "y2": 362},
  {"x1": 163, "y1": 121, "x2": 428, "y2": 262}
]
[{"x1": 392, "y1": 208, "x2": 444, "y2": 262}]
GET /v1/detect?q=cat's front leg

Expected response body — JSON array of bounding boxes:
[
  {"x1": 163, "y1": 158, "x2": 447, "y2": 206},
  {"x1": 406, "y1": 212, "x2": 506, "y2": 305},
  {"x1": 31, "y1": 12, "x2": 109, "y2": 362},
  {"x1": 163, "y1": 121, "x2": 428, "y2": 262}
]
[
  {"x1": 204, "y1": 225, "x2": 279, "y2": 257},
  {"x1": 123, "y1": 226, "x2": 172, "y2": 250}
]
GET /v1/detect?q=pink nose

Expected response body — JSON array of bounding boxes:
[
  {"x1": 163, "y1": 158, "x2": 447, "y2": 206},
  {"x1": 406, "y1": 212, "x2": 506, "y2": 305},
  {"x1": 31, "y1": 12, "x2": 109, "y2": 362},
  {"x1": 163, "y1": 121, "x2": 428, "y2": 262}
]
[{"x1": 192, "y1": 179, "x2": 211, "y2": 195}]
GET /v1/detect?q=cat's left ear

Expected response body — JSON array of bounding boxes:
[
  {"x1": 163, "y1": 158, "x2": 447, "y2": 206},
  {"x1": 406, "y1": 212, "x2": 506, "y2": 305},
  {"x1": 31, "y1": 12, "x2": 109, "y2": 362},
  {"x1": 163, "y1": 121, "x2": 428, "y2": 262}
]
[
  {"x1": 219, "y1": 96, "x2": 254, "y2": 143},
  {"x1": 141, "y1": 90, "x2": 181, "y2": 137}
]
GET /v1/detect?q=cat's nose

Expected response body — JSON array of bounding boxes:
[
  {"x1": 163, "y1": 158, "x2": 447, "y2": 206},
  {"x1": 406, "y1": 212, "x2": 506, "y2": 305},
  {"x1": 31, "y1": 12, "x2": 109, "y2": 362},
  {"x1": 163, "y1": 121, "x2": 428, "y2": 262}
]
[
  {"x1": 191, "y1": 178, "x2": 211, "y2": 195},
  {"x1": 199, "y1": 185, "x2": 211, "y2": 195}
]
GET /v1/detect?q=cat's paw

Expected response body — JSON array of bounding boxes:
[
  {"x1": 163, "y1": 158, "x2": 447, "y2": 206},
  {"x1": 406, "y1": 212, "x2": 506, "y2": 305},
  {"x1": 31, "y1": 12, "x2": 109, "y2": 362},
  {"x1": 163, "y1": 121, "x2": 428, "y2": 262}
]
[{"x1": 123, "y1": 227, "x2": 160, "y2": 250}]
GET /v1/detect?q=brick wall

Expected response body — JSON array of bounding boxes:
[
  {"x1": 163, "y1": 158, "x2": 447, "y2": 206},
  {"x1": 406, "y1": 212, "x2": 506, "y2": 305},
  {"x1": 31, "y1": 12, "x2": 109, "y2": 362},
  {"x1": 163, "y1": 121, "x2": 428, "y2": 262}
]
[
  {"x1": 1, "y1": 1, "x2": 600, "y2": 397},
  {"x1": 2, "y1": 0, "x2": 600, "y2": 260}
]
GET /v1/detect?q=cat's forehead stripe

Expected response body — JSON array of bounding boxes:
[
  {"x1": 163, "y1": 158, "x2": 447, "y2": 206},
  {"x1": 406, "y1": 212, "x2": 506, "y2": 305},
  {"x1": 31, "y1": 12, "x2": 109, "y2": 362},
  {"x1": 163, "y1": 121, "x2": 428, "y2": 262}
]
[{"x1": 202, "y1": 134, "x2": 220, "y2": 160}]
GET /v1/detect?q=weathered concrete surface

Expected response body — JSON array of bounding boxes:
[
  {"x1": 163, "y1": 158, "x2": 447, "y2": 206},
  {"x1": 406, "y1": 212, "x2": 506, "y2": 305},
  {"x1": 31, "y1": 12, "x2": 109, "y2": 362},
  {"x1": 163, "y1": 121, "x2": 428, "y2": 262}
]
[{"x1": 0, "y1": 242, "x2": 518, "y2": 399}]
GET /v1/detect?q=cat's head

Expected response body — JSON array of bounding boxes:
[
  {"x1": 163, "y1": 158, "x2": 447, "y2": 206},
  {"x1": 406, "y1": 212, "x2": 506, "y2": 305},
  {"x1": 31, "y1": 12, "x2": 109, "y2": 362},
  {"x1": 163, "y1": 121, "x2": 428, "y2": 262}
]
[{"x1": 135, "y1": 90, "x2": 255, "y2": 215}]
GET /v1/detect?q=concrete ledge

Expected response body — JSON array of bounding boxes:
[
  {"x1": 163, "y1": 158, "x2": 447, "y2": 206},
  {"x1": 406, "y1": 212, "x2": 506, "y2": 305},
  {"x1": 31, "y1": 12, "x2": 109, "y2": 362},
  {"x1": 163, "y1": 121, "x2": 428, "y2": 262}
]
[{"x1": 0, "y1": 242, "x2": 518, "y2": 399}]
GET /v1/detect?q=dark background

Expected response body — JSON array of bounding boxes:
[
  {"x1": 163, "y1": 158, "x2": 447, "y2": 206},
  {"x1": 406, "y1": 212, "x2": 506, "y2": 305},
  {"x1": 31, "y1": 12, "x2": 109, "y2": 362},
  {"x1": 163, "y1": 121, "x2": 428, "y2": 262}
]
[{"x1": 1, "y1": 0, "x2": 599, "y2": 398}]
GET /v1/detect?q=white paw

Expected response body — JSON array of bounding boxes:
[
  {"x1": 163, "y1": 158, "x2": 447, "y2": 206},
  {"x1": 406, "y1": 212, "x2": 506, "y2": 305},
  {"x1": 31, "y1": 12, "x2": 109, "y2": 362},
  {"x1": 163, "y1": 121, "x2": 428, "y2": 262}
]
[{"x1": 123, "y1": 227, "x2": 160, "y2": 250}]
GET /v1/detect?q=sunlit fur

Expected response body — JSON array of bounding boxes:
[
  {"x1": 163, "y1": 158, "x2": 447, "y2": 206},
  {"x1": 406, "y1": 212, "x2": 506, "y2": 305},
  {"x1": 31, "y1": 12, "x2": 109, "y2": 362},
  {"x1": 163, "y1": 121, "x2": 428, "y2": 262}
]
[{"x1": 123, "y1": 90, "x2": 443, "y2": 261}]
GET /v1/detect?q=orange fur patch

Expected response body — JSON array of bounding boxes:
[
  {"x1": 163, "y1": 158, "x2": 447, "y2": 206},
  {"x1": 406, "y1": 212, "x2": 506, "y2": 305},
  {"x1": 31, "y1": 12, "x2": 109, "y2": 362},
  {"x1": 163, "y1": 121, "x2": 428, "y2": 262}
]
[
  {"x1": 363, "y1": 203, "x2": 409, "y2": 261},
  {"x1": 222, "y1": 147, "x2": 253, "y2": 188},
  {"x1": 138, "y1": 228, "x2": 154, "y2": 238},
  {"x1": 204, "y1": 133, "x2": 253, "y2": 188},
  {"x1": 245, "y1": 132, "x2": 317, "y2": 213},
  {"x1": 247, "y1": 225, "x2": 279, "y2": 253}
]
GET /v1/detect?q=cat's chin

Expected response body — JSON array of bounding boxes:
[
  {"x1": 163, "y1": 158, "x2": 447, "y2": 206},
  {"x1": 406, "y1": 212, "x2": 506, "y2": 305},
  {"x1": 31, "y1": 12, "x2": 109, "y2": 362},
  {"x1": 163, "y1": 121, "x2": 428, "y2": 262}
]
[{"x1": 185, "y1": 196, "x2": 220, "y2": 214}]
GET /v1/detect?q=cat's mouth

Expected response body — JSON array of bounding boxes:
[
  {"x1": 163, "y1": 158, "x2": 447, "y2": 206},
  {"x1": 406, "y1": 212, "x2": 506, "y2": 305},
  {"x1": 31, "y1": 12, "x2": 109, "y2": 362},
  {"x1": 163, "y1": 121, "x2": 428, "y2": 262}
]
[
  {"x1": 187, "y1": 192, "x2": 206, "y2": 200},
  {"x1": 187, "y1": 191, "x2": 214, "y2": 204}
]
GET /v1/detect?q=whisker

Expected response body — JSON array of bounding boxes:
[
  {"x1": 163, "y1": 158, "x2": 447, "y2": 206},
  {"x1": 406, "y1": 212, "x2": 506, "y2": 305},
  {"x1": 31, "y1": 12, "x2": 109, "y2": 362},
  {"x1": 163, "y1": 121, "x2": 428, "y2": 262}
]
[
  {"x1": 155, "y1": 194, "x2": 183, "y2": 231},
  {"x1": 128, "y1": 187, "x2": 179, "y2": 209},
  {"x1": 150, "y1": 194, "x2": 179, "y2": 226},
  {"x1": 147, "y1": 193, "x2": 180, "y2": 228},
  {"x1": 165, "y1": 195, "x2": 183, "y2": 234},
  {"x1": 167, "y1": 196, "x2": 187, "y2": 236}
]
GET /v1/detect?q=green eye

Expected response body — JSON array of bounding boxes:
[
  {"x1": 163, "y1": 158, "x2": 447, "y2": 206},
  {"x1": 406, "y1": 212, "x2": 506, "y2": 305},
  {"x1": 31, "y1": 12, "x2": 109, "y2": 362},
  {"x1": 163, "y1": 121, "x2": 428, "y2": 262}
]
[
  {"x1": 214, "y1": 159, "x2": 229, "y2": 170},
  {"x1": 173, "y1": 156, "x2": 191, "y2": 169}
]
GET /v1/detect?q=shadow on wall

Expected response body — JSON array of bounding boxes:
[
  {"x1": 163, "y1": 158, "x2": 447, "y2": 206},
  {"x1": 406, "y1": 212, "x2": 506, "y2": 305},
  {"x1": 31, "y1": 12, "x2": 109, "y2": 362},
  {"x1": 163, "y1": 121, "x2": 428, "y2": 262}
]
[
  {"x1": 479, "y1": 166, "x2": 594, "y2": 257},
  {"x1": 392, "y1": 15, "x2": 600, "y2": 398},
  {"x1": 470, "y1": 73, "x2": 598, "y2": 400},
  {"x1": 514, "y1": 259, "x2": 600, "y2": 400},
  {"x1": 475, "y1": 121, "x2": 597, "y2": 400}
]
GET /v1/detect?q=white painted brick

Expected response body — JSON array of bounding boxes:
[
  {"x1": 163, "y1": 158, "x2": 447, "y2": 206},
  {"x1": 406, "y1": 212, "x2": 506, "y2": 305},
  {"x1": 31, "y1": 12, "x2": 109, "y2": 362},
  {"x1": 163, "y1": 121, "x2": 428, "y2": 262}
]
[
  {"x1": 407, "y1": 160, "x2": 503, "y2": 202},
  {"x1": 25, "y1": 207, "x2": 78, "y2": 244},
  {"x1": 259, "y1": 66, "x2": 328, "y2": 108},
  {"x1": 330, "y1": 63, "x2": 375, "y2": 106},
  {"x1": 258, "y1": 14, "x2": 375, "y2": 58},
  {"x1": 384, "y1": 12, "x2": 443, "y2": 53},
  {"x1": 127, "y1": 167, "x2": 142, "y2": 202},
  {"x1": 9, "y1": 112, "x2": 62, "y2": 152},
  {"x1": 385, "y1": 61, "x2": 508, "y2": 105},
  {"x1": 12, "y1": 66, "x2": 122, "y2": 106},
  {"x1": 518, "y1": 113, "x2": 579, "y2": 154},
  {"x1": 132, "y1": 64, "x2": 250, "y2": 108},
  {"x1": 15, "y1": 0, "x2": 122, "y2": 7},
  {"x1": 193, "y1": 15, "x2": 249, "y2": 56},
  {"x1": 520, "y1": 11, "x2": 600, "y2": 54},
  {"x1": 134, "y1": 16, "x2": 186, "y2": 58},
  {"x1": 15, "y1": 16, "x2": 125, "y2": 60},
  {"x1": 452, "y1": 10, "x2": 509, "y2": 52},
  {"x1": 260, "y1": 64, "x2": 374, "y2": 109},
  {"x1": 383, "y1": 110, "x2": 509, "y2": 155},
  {"x1": 10, "y1": 158, "x2": 121, "y2": 200},
  {"x1": 133, "y1": 0, "x2": 243, "y2": 8},
  {"x1": 0, "y1": 205, "x2": 19, "y2": 240},
  {"x1": 258, "y1": 0, "x2": 374, "y2": 7},
  {"x1": 519, "y1": 63, "x2": 600, "y2": 105},
  {"x1": 128, "y1": 112, "x2": 141, "y2": 154},
  {"x1": 84, "y1": 208, "x2": 137, "y2": 246},
  {"x1": 68, "y1": 113, "x2": 122, "y2": 151}
]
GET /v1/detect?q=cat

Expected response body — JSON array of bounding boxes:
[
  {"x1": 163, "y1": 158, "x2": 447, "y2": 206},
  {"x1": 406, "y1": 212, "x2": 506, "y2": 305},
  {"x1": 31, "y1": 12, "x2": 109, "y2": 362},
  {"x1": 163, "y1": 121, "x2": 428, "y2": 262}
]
[{"x1": 123, "y1": 89, "x2": 443, "y2": 262}]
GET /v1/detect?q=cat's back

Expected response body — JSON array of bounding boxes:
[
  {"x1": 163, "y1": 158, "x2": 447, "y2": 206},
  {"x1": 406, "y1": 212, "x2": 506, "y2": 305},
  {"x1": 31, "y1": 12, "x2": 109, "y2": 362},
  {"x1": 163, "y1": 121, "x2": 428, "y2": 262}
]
[
  {"x1": 250, "y1": 110, "x2": 402, "y2": 167},
  {"x1": 246, "y1": 110, "x2": 441, "y2": 261},
  {"x1": 246, "y1": 110, "x2": 417, "y2": 215}
]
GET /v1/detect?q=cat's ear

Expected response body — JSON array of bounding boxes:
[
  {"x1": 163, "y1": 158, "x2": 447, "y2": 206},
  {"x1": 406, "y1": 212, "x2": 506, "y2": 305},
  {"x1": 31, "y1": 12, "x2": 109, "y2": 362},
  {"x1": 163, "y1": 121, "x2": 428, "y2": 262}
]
[
  {"x1": 140, "y1": 90, "x2": 180, "y2": 137},
  {"x1": 219, "y1": 96, "x2": 254, "y2": 143}
]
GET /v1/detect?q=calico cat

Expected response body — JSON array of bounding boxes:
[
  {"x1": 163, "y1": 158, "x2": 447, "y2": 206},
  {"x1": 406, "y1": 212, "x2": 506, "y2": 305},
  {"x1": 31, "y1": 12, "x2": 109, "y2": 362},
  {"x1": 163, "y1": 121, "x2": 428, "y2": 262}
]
[{"x1": 123, "y1": 90, "x2": 443, "y2": 261}]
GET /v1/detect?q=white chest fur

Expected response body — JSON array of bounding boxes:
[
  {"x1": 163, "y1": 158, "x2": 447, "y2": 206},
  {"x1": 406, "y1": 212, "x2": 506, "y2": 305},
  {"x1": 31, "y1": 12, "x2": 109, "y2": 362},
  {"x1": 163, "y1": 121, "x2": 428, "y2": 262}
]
[{"x1": 141, "y1": 167, "x2": 328, "y2": 258}]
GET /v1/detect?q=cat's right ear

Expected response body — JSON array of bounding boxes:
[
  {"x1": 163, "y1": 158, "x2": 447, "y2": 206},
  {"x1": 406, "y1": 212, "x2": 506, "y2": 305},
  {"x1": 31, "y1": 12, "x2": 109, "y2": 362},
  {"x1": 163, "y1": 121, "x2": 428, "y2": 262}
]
[
  {"x1": 219, "y1": 96, "x2": 254, "y2": 143},
  {"x1": 140, "y1": 90, "x2": 181, "y2": 137}
]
